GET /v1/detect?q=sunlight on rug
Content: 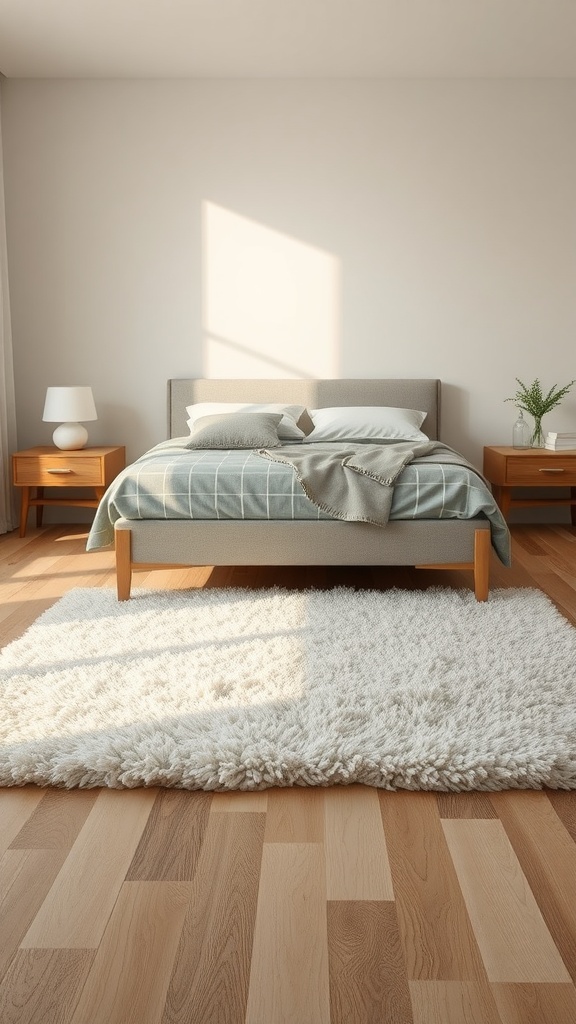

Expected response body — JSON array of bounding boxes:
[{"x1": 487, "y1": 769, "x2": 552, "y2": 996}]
[{"x1": 1, "y1": 586, "x2": 575, "y2": 791}]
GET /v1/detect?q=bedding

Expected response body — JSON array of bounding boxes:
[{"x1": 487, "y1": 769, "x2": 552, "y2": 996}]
[
  {"x1": 258, "y1": 440, "x2": 467, "y2": 527},
  {"x1": 185, "y1": 412, "x2": 283, "y2": 449},
  {"x1": 185, "y1": 401, "x2": 307, "y2": 440},
  {"x1": 303, "y1": 405, "x2": 428, "y2": 443},
  {"x1": 86, "y1": 437, "x2": 510, "y2": 564}
]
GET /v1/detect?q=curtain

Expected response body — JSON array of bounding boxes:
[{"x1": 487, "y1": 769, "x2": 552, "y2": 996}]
[{"x1": 0, "y1": 78, "x2": 17, "y2": 534}]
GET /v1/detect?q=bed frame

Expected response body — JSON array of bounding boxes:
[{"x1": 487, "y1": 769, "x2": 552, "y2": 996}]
[{"x1": 114, "y1": 378, "x2": 491, "y2": 601}]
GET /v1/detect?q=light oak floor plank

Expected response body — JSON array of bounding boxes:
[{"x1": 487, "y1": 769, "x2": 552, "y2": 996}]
[
  {"x1": 491, "y1": 983, "x2": 576, "y2": 1024},
  {"x1": 0, "y1": 599, "x2": 63, "y2": 645},
  {"x1": 328, "y1": 901, "x2": 413, "y2": 1024},
  {"x1": 535, "y1": 573, "x2": 576, "y2": 625},
  {"x1": 379, "y1": 792, "x2": 484, "y2": 980},
  {"x1": 245, "y1": 842, "x2": 330, "y2": 1024},
  {"x1": 7, "y1": 551, "x2": 78, "y2": 583},
  {"x1": 409, "y1": 981, "x2": 503, "y2": 1024},
  {"x1": 211, "y1": 791, "x2": 269, "y2": 812},
  {"x1": 20, "y1": 788, "x2": 157, "y2": 949},
  {"x1": 0, "y1": 949, "x2": 95, "y2": 1024},
  {"x1": 0, "y1": 789, "x2": 45, "y2": 858},
  {"x1": 264, "y1": 785, "x2": 325, "y2": 842},
  {"x1": 0, "y1": 849, "x2": 67, "y2": 980},
  {"x1": 70, "y1": 881, "x2": 192, "y2": 1024},
  {"x1": 442, "y1": 819, "x2": 571, "y2": 982},
  {"x1": 126, "y1": 789, "x2": 212, "y2": 881},
  {"x1": 546, "y1": 789, "x2": 576, "y2": 843},
  {"x1": 163, "y1": 811, "x2": 265, "y2": 1024},
  {"x1": 0, "y1": 528, "x2": 53, "y2": 565},
  {"x1": 512, "y1": 527, "x2": 548, "y2": 556},
  {"x1": 325, "y1": 784, "x2": 393, "y2": 900},
  {"x1": 490, "y1": 790, "x2": 576, "y2": 982},
  {"x1": 523, "y1": 526, "x2": 576, "y2": 567},
  {"x1": 9, "y1": 789, "x2": 99, "y2": 850},
  {"x1": 436, "y1": 793, "x2": 497, "y2": 819},
  {"x1": 0, "y1": 530, "x2": 90, "y2": 581}
]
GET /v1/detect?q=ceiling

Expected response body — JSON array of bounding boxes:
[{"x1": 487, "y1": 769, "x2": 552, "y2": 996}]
[{"x1": 0, "y1": 0, "x2": 575, "y2": 79}]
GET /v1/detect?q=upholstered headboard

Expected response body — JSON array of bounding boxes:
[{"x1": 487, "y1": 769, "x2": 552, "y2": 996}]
[{"x1": 168, "y1": 379, "x2": 441, "y2": 441}]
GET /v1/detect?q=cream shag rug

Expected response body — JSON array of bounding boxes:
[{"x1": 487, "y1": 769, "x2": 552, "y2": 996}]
[{"x1": 1, "y1": 586, "x2": 575, "y2": 791}]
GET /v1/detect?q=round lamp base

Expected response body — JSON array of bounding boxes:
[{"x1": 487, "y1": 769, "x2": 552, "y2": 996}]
[{"x1": 52, "y1": 422, "x2": 88, "y2": 450}]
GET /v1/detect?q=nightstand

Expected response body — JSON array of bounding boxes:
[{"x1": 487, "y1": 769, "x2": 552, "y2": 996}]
[
  {"x1": 483, "y1": 445, "x2": 576, "y2": 523},
  {"x1": 12, "y1": 446, "x2": 126, "y2": 537}
]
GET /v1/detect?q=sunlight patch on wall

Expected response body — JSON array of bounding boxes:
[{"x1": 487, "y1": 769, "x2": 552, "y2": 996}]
[{"x1": 203, "y1": 202, "x2": 340, "y2": 378}]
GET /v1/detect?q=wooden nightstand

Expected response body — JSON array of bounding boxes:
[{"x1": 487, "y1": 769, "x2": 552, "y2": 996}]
[
  {"x1": 12, "y1": 446, "x2": 126, "y2": 538},
  {"x1": 483, "y1": 445, "x2": 576, "y2": 523}
]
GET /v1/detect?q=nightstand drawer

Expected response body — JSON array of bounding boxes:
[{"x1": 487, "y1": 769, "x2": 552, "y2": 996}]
[
  {"x1": 13, "y1": 456, "x2": 104, "y2": 487},
  {"x1": 505, "y1": 457, "x2": 576, "y2": 486}
]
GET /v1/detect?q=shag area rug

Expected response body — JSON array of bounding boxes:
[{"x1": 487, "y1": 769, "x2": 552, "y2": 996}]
[{"x1": 1, "y1": 586, "x2": 575, "y2": 791}]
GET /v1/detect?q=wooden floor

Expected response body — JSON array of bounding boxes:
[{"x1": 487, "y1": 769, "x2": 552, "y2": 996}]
[{"x1": 0, "y1": 522, "x2": 576, "y2": 1024}]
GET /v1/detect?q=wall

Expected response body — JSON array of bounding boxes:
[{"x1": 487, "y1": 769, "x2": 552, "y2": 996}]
[{"x1": 1, "y1": 80, "x2": 576, "y2": 503}]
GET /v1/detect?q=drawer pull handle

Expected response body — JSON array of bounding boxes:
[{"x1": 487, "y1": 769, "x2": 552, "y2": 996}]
[
  {"x1": 538, "y1": 468, "x2": 565, "y2": 473},
  {"x1": 46, "y1": 468, "x2": 73, "y2": 474}
]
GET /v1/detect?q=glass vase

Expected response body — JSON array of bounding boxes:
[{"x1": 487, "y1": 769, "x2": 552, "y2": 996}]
[
  {"x1": 512, "y1": 410, "x2": 530, "y2": 448},
  {"x1": 530, "y1": 416, "x2": 544, "y2": 448}
]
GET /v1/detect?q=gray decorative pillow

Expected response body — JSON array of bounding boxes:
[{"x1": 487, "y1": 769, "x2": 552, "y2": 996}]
[{"x1": 185, "y1": 412, "x2": 283, "y2": 449}]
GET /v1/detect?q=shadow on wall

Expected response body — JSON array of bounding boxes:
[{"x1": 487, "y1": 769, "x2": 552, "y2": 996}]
[{"x1": 202, "y1": 201, "x2": 341, "y2": 379}]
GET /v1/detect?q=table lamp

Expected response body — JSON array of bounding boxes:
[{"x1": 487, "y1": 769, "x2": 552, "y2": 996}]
[{"x1": 42, "y1": 386, "x2": 98, "y2": 450}]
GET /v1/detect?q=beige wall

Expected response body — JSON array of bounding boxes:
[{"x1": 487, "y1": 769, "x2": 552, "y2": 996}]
[{"x1": 2, "y1": 80, "x2": 576, "y2": 485}]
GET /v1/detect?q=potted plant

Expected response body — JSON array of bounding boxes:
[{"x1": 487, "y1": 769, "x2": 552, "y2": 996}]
[{"x1": 505, "y1": 378, "x2": 576, "y2": 447}]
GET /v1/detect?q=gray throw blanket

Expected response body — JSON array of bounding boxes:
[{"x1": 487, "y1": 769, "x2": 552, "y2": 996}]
[{"x1": 257, "y1": 441, "x2": 482, "y2": 526}]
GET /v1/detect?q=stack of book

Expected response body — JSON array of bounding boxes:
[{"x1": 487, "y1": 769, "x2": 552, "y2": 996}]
[{"x1": 544, "y1": 431, "x2": 576, "y2": 450}]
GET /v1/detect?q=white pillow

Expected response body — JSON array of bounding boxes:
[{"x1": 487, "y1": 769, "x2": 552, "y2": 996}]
[
  {"x1": 303, "y1": 406, "x2": 428, "y2": 443},
  {"x1": 185, "y1": 402, "x2": 306, "y2": 441}
]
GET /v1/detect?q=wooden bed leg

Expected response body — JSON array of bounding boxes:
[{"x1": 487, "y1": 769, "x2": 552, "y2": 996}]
[
  {"x1": 115, "y1": 527, "x2": 132, "y2": 601},
  {"x1": 474, "y1": 528, "x2": 490, "y2": 602}
]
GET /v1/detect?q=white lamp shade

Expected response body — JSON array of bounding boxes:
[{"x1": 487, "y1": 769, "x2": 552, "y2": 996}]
[{"x1": 42, "y1": 386, "x2": 97, "y2": 423}]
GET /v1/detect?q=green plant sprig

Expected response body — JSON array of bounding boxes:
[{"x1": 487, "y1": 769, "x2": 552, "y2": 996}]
[{"x1": 505, "y1": 378, "x2": 576, "y2": 417}]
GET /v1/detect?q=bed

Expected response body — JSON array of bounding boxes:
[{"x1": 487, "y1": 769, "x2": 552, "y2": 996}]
[{"x1": 87, "y1": 378, "x2": 510, "y2": 600}]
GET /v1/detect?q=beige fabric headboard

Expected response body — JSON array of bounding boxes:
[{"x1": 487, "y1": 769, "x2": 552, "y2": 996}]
[{"x1": 168, "y1": 379, "x2": 441, "y2": 441}]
